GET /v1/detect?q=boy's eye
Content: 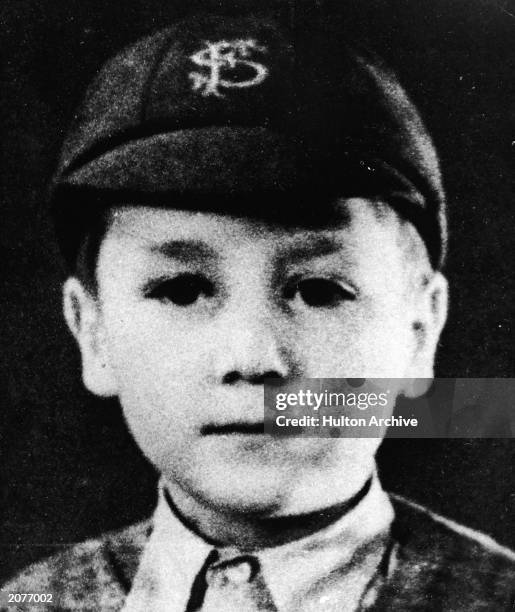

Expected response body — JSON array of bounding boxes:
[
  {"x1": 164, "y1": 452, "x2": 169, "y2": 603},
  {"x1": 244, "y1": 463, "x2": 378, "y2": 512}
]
[
  {"x1": 146, "y1": 273, "x2": 214, "y2": 306},
  {"x1": 286, "y1": 278, "x2": 356, "y2": 308}
]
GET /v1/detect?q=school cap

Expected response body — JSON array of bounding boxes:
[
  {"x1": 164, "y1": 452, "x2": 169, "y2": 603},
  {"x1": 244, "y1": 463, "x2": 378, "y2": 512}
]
[{"x1": 51, "y1": 13, "x2": 446, "y2": 269}]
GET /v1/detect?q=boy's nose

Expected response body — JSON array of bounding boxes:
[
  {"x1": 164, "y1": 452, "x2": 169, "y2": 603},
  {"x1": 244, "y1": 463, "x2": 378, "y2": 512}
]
[{"x1": 213, "y1": 301, "x2": 295, "y2": 385}]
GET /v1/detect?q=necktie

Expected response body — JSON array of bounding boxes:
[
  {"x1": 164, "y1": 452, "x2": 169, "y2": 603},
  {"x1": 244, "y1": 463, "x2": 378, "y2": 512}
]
[{"x1": 197, "y1": 553, "x2": 277, "y2": 612}]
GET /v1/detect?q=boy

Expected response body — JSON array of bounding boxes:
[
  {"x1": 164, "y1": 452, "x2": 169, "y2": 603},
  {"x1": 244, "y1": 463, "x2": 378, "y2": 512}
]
[{"x1": 3, "y1": 11, "x2": 514, "y2": 611}]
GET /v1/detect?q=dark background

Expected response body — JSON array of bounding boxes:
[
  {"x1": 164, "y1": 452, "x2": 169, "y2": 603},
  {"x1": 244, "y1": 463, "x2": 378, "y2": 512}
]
[{"x1": 1, "y1": 0, "x2": 514, "y2": 581}]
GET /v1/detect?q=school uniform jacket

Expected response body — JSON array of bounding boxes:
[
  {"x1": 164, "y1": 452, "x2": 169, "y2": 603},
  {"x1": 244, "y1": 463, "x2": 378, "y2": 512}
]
[{"x1": 2, "y1": 496, "x2": 515, "y2": 611}]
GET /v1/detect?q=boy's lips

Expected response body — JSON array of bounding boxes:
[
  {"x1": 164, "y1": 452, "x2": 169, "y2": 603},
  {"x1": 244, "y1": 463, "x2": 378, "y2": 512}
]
[{"x1": 201, "y1": 422, "x2": 265, "y2": 435}]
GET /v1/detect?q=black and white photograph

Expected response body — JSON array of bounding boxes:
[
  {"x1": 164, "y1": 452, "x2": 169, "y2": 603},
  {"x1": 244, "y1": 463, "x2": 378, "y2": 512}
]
[{"x1": 1, "y1": 1, "x2": 514, "y2": 610}]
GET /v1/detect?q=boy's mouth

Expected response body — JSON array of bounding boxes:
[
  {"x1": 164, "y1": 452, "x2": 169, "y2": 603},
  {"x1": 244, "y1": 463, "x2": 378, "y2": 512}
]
[{"x1": 201, "y1": 423, "x2": 265, "y2": 435}]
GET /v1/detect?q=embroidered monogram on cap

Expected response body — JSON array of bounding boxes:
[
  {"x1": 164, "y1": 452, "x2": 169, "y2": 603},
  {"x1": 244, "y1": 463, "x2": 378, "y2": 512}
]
[{"x1": 189, "y1": 39, "x2": 268, "y2": 97}]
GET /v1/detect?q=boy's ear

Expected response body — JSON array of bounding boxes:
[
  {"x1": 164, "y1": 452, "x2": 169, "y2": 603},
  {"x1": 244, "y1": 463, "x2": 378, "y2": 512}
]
[
  {"x1": 63, "y1": 277, "x2": 118, "y2": 397},
  {"x1": 404, "y1": 271, "x2": 448, "y2": 397}
]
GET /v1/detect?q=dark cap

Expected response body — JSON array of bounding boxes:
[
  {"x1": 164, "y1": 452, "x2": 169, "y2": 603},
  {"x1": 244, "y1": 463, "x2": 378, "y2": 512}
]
[{"x1": 51, "y1": 13, "x2": 446, "y2": 268}]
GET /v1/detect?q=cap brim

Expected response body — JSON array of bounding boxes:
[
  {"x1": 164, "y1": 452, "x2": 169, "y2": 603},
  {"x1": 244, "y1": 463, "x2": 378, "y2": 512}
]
[{"x1": 59, "y1": 127, "x2": 314, "y2": 196}]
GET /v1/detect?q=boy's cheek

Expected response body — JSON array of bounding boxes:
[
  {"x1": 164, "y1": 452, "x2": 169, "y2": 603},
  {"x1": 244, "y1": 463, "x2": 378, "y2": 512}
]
[
  {"x1": 300, "y1": 316, "x2": 412, "y2": 378},
  {"x1": 118, "y1": 379, "x2": 202, "y2": 472},
  {"x1": 104, "y1": 313, "x2": 207, "y2": 377}
]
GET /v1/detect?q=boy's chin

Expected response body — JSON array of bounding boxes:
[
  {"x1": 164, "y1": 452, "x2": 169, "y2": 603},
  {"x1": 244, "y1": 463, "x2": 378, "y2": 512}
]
[
  {"x1": 157, "y1": 436, "x2": 380, "y2": 521},
  {"x1": 186, "y1": 462, "x2": 295, "y2": 517},
  {"x1": 169, "y1": 454, "x2": 376, "y2": 521}
]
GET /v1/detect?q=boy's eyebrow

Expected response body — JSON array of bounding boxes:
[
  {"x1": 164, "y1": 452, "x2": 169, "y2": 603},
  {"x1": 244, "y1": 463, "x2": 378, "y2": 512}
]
[
  {"x1": 148, "y1": 239, "x2": 218, "y2": 263},
  {"x1": 279, "y1": 235, "x2": 344, "y2": 264}
]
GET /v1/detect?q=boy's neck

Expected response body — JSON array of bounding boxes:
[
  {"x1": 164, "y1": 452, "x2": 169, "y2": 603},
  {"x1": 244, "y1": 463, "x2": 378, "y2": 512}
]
[{"x1": 163, "y1": 477, "x2": 373, "y2": 550}]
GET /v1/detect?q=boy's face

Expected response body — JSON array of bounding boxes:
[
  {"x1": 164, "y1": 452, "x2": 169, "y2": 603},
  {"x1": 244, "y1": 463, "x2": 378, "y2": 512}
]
[{"x1": 64, "y1": 199, "x2": 447, "y2": 518}]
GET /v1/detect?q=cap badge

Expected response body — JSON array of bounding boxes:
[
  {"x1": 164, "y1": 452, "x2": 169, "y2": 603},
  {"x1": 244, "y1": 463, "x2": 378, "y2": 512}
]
[{"x1": 189, "y1": 39, "x2": 268, "y2": 97}]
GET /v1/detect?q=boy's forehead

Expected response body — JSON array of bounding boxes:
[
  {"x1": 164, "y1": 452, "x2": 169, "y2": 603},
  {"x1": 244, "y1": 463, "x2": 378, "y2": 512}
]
[{"x1": 105, "y1": 198, "x2": 398, "y2": 253}]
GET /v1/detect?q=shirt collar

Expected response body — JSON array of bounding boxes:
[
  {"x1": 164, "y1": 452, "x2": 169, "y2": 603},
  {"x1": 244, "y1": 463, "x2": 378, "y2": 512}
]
[
  {"x1": 123, "y1": 471, "x2": 393, "y2": 612},
  {"x1": 256, "y1": 472, "x2": 393, "y2": 610}
]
